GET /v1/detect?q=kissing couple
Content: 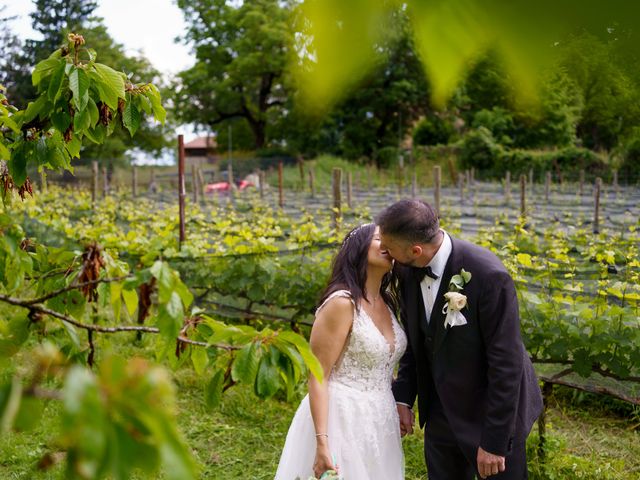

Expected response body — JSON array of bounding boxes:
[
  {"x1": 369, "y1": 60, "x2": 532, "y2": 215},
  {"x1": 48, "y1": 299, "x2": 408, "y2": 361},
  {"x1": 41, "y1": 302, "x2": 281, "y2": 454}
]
[{"x1": 275, "y1": 199, "x2": 543, "y2": 480}]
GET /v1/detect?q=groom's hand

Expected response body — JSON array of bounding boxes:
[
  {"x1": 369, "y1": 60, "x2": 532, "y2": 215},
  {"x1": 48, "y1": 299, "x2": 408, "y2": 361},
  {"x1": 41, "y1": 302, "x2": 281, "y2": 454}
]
[
  {"x1": 476, "y1": 446, "x2": 505, "y2": 478},
  {"x1": 397, "y1": 404, "x2": 414, "y2": 436}
]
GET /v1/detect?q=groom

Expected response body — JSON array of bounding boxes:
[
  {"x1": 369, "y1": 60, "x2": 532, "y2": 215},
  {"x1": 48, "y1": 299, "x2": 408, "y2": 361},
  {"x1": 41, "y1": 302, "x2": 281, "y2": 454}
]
[{"x1": 376, "y1": 199, "x2": 542, "y2": 479}]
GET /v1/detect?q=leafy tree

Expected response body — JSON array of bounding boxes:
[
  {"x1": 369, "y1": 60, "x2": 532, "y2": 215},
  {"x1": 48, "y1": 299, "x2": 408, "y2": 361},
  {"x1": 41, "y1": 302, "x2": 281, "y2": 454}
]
[
  {"x1": 0, "y1": 6, "x2": 21, "y2": 90},
  {"x1": 294, "y1": 0, "x2": 640, "y2": 112},
  {"x1": 511, "y1": 69, "x2": 582, "y2": 149},
  {"x1": 560, "y1": 33, "x2": 640, "y2": 151},
  {"x1": 173, "y1": 0, "x2": 294, "y2": 149},
  {"x1": 6, "y1": 0, "x2": 98, "y2": 109},
  {"x1": 30, "y1": 0, "x2": 98, "y2": 55},
  {"x1": 413, "y1": 113, "x2": 455, "y2": 146},
  {"x1": 454, "y1": 51, "x2": 512, "y2": 125},
  {"x1": 76, "y1": 25, "x2": 170, "y2": 165},
  {"x1": 2, "y1": 2, "x2": 166, "y2": 165},
  {"x1": 287, "y1": 12, "x2": 430, "y2": 162}
]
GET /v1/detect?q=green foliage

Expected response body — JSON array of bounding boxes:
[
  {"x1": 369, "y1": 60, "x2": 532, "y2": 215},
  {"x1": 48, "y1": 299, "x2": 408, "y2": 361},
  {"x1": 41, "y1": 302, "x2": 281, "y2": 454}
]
[
  {"x1": 60, "y1": 356, "x2": 198, "y2": 480},
  {"x1": 414, "y1": 114, "x2": 455, "y2": 146},
  {"x1": 457, "y1": 124, "x2": 607, "y2": 176},
  {"x1": 374, "y1": 146, "x2": 401, "y2": 169},
  {"x1": 618, "y1": 127, "x2": 640, "y2": 178},
  {"x1": 455, "y1": 51, "x2": 512, "y2": 122},
  {"x1": 295, "y1": 0, "x2": 640, "y2": 111},
  {"x1": 471, "y1": 107, "x2": 515, "y2": 146},
  {"x1": 5, "y1": 0, "x2": 98, "y2": 109},
  {"x1": 174, "y1": 0, "x2": 294, "y2": 149},
  {"x1": 511, "y1": 70, "x2": 582, "y2": 149},
  {"x1": 498, "y1": 146, "x2": 607, "y2": 177},
  {"x1": 560, "y1": 33, "x2": 640, "y2": 151},
  {"x1": 2, "y1": 34, "x2": 166, "y2": 189},
  {"x1": 458, "y1": 127, "x2": 503, "y2": 171}
]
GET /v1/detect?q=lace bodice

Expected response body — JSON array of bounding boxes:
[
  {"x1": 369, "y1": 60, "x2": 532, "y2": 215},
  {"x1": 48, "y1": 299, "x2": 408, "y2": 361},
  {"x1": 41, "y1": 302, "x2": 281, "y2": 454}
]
[
  {"x1": 318, "y1": 290, "x2": 407, "y2": 392},
  {"x1": 275, "y1": 289, "x2": 407, "y2": 479}
]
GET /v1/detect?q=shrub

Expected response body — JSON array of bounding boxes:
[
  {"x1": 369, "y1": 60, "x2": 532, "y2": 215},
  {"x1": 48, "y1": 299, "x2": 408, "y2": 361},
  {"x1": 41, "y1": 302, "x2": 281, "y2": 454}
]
[
  {"x1": 458, "y1": 127, "x2": 503, "y2": 172},
  {"x1": 413, "y1": 115, "x2": 454, "y2": 146},
  {"x1": 374, "y1": 146, "x2": 401, "y2": 169},
  {"x1": 498, "y1": 146, "x2": 607, "y2": 178},
  {"x1": 472, "y1": 107, "x2": 515, "y2": 146},
  {"x1": 619, "y1": 128, "x2": 640, "y2": 181}
]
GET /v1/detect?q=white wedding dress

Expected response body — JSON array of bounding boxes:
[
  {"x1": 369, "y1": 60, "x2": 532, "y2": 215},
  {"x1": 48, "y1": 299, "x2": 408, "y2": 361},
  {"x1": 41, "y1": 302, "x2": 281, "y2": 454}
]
[{"x1": 275, "y1": 290, "x2": 407, "y2": 480}]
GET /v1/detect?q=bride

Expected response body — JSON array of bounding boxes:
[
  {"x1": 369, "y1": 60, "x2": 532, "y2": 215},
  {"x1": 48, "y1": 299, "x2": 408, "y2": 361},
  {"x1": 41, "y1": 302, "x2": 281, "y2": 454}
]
[{"x1": 275, "y1": 223, "x2": 407, "y2": 479}]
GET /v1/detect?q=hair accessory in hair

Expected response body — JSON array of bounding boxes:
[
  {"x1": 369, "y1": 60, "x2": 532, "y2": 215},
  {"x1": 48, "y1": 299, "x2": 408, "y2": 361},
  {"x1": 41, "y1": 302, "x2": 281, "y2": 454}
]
[{"x1": 343, "y1": 223, "x2": 373, "y2": 243}]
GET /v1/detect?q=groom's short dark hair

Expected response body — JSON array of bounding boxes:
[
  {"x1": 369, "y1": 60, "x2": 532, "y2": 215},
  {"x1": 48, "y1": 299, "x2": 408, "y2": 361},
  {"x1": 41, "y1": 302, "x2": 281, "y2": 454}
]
[{"x1": 376, "y1": 199, "x2": 440, "y2": 244}]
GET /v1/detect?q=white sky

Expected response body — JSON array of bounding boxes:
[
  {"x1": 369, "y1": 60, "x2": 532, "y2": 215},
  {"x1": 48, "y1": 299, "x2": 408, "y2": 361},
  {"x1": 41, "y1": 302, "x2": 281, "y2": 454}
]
[{"x1": 2, "y1": 0, "x2": 195, "y2": 76}]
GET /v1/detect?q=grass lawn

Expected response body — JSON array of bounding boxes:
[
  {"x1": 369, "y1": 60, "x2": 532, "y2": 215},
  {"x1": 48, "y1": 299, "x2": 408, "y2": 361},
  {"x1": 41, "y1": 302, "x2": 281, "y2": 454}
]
[{"x1": 1, "y1": 362, "x2": 638, "y2": 479}]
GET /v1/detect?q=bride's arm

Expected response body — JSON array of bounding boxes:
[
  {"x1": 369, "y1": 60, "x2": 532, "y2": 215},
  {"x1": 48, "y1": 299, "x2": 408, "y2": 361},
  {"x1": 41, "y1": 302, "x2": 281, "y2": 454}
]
[{"x1": 308, "y1": 296, "x2": 354, "y2": 477}]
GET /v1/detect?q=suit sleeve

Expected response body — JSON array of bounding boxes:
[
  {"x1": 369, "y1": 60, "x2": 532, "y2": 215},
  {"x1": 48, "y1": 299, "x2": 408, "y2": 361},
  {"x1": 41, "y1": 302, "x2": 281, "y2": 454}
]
[
  {"x1": 392, "y1": 270, "x2": 418, "y2": 407},
  {"x1": 478, "y1": 270, "x2": 524, "y2": 456},
  {"x1": 392, "y1": 335, "x2": 418, "y2": 406}
]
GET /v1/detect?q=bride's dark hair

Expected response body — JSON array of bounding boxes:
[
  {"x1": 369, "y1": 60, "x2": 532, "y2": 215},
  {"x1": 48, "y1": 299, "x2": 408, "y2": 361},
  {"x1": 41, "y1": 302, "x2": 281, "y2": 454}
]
[{"x1": 317, "y1": 223, "x2": 398, "y2": 312}]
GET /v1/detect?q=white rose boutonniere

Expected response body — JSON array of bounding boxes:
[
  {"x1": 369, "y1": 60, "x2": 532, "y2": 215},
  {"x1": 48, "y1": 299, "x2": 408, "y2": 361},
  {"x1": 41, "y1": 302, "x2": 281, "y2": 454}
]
[{"x1": 442, "y1": 269, "x2": 472, "y2": 329}]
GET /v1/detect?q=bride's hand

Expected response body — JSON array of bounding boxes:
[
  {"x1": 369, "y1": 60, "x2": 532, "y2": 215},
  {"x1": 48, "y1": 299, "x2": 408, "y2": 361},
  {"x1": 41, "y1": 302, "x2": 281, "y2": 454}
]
[{"x1": 313, "y1": 443, "x2": 337, "y2": 478}]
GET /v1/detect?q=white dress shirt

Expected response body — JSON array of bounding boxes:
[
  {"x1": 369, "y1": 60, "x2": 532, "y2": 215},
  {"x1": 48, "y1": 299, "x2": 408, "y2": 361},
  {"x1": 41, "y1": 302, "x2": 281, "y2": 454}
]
[{"x1": 419, "y1": 231, "x2": 452, "y2": 324}]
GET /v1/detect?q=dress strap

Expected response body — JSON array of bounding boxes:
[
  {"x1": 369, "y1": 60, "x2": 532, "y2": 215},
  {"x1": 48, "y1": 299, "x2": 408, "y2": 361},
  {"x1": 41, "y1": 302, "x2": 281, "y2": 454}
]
[{"x1": 316, "y1": 289, "x2": 356, "y2": 314}]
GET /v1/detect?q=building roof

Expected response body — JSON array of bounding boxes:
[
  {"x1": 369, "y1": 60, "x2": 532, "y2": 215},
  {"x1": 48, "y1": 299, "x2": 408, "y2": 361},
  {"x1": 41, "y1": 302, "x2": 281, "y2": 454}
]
[{"x1": 184, "y1": 136, "x2": 217, "y2": 149}]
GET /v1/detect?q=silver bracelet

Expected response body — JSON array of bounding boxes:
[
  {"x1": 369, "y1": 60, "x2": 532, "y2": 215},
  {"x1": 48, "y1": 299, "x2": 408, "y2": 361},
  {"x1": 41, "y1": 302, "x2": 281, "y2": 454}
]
[{"x1": 315, "y1": 433, "x2": 328, "y2": 438}]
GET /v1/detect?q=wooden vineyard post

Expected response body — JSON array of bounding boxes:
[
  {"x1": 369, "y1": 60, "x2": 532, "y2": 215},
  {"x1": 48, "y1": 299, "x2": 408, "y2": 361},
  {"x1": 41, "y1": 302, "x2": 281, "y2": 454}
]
[
  {"x1": 259, "y1": 170, "x2": 265, "y2": 199},
  {"x1": 520, "y1": 174, "x2": 526, "y2": 219},
  {"x1": 178, "y1": 135, "x2": 186, "y2": 248},
  {"x1": 346, "y1": 171, "x2": 353, "y2": 209},
  {"x1": 332, "y1": 167, "x2": 342, "y2": 229},
  {"x1": 411, "y1": 171, "x2": 417, "y2": 198},
  {"x1": 197, "y1": 167, "x2": 206, "y2": 202},
  {"x1": 102, "y1": 165, "x2": 108, "y2": 198},
  {"x1": 191, "y1": 164, "x2": 199, "y2": 203},
  {"x1": 528, "y1": 168, "x2": 533, "y2": 194},
  {"x1": 613, "y1": 169, "x2": 619, "y2": 198},
  {"x1": 132, "y1": 166, "x2": 138, "y2": 198},
  {"x1": 298, "y1": 158, "x2": 305, "y2": 192},
  {"x1": 92, "y1": 161, "x2": 98, "y2": 209},
  {"x1": 308, "y1": 168, "x2": 315, "y2": 199},
  {"x1": 579, "y1": 169, "x2": 585, "y2": 197},
  {"x1": 40, "y1": 169, "x2": 47, "y2": 192},
  {"x1": 545, "y1": 171, "x2": 551, "y2": 204},
  {"x1": 434, "y1": 165, "x2": 441, "y2": 216},
  {"x1": 593, "y1": 177, "x2": 602, "y2": 234},
  {"x1": 447, "y1": 156, "x2": 457, "y2": 185},
  {"x1": 459, "y1": 173, "x2": 465, "y2": 204},
  {"x1": 278, "y1": 161, "x2": 284, "y2": 208},
  {"x1": 537, "y1": 382, "x2": 553, "y2": 461},
  {"x1": 367, "y1": 164, "x2": 373, "y2": 191},
  {"x1": 227, "y1": 163, "x2": 235, "y2": 203},
  {"x1": 504, "y1": 171, "x2": 511, "y2": 205},
  {"x1": 149, "y1": 167, "x2": 156, "y2": 193}
]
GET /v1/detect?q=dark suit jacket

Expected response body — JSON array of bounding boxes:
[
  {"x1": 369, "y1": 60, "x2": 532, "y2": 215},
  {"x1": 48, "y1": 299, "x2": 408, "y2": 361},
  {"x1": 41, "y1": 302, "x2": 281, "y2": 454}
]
[{"x1": 392, "y1": 236, "x2": 543, "y2": 460}]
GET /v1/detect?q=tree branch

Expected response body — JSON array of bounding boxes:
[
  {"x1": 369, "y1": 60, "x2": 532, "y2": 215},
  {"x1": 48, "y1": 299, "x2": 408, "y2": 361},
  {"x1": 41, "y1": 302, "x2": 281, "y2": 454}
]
[
  {"x1": 0, "y1": 293, "x2": 239, "y2": 351},
  {"x1": 23, "y1": 275, "x2": 131, "y2": 306},
  {"x1": 538, "y1": 375, "x2": 640, "y2": 405}
]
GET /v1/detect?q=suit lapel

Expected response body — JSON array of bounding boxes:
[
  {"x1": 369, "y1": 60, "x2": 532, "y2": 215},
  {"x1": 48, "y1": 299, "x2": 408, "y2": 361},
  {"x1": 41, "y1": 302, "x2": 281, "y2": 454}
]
[
  {"x1": 432, "y1": 237, "x2": 463, "y2": 353},
  {"x1": 399, "y1": 265, "x2": 428, "y2": 339}
]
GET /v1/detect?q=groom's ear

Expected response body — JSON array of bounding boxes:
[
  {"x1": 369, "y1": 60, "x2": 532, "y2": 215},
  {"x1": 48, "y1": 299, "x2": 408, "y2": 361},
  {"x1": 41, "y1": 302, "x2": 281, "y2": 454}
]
[{"x1": 411, "y1": 245, "x2": 422, "y2": 257}]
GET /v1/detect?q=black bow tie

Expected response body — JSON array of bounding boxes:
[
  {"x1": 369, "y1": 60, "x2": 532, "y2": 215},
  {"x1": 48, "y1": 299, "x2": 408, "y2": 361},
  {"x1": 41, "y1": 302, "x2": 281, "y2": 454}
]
[{"x1": 412, "y1": 265, "x2": 438, "y2": 282}]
